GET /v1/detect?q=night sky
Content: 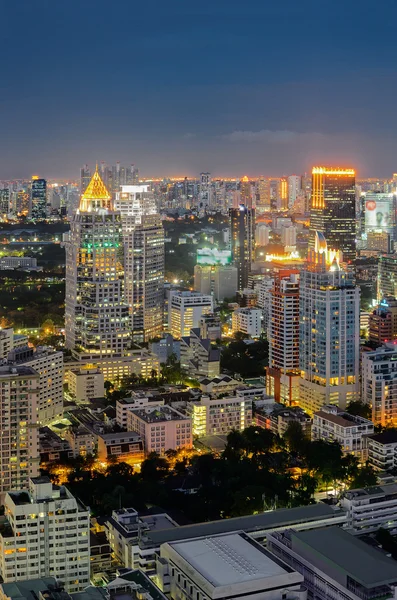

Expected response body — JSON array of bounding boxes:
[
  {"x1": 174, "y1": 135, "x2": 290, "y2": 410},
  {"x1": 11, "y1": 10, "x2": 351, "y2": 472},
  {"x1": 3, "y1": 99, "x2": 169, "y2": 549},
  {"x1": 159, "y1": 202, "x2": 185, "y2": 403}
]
[{"x1": 2, "y1": 0, "x2": 397, "y2": 179}]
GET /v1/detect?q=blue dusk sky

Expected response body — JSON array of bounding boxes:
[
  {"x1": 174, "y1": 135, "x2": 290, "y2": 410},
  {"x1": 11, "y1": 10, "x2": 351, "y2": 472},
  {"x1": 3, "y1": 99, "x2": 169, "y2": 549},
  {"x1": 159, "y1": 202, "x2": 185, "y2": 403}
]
[{"x1": 1, "y1": 0, "x2": 397, "y2": 179}]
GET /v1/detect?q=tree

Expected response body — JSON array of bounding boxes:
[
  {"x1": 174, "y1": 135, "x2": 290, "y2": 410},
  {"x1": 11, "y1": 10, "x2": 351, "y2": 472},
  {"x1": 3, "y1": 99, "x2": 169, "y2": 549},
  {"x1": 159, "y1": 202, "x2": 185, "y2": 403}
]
[
  {"x1": 349, "y1": 463, "x2": 377, "y2": 489},
  {"x1": 346, "y1": 401, "x2": 372, "y2": 420},
  {"x1": 140, "y1": 453, "x2": 170, "y2": 481},
  {"x1": 283, "y1": 421, "x2": 308, "y2": 455}
]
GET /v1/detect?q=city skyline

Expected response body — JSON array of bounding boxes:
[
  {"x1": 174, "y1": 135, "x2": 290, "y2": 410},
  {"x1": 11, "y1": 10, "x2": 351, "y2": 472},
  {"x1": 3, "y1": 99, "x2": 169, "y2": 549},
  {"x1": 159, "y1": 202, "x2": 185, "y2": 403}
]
[{"x1": 3, "y1": 0, "x2": 397, "y2": 179}]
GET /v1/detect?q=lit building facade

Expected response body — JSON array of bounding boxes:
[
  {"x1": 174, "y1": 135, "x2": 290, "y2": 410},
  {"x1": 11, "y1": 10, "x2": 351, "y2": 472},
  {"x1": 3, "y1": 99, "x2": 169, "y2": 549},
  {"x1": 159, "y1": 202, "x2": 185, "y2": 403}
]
[
  {"x1": 362, "y1": 345, "x2": 397, "y2": 426},
  {"x1": 378, "y1": 254, "x2": 397, "y2": 301},
  {"x1": 64, "y1": 168, "x2": 131, "y2": 359},
  {"x1": 288, "y1": 175, "x2": 301, "y2": 209},
  {"x1": 169, "y1": 291, "x2": 213, "y2": 339},
  {"x1": 114, "y1": 185, "x2": 164, "y2": 342},
  {"x1": 0, "y1": 366, "x2": 40, "y2": 493},
  {"x1": 310, "y1": 167, "x2": 356, "y2": 266},
  {"x1": 30, "y1": 176, "x2": 47, "y2": 220},
  {"x1": 267, "y1": 271, "x2": 300, "y2": 405},
  {"x1": 256, "y1": 177, "x2": 271, "y2": 211},
  {"x1": 230, "y1": 203, "x2": 255, "y2": 290},
  {"x1": 299, "y1": 233, "x2": 360, "y2": 414}
]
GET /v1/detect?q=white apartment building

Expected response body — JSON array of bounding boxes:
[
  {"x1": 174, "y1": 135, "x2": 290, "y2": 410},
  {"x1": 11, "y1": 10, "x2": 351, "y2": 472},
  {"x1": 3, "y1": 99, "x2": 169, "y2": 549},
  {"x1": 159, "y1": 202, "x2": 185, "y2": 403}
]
[
  {"x1": 341, "y1": 481, "x2": 397, "y2": 533},
  {"x1": 281, "y1": 225, "x2": 297, "y2": 250},
  {"x1": 8, "y1": 346, "x2": 63, "y2": 424},
  {"x1": 366, "y1": 431, "x2": 397, "y2": 471},
  {"x1": 232, "y1": 307, "x2": 262, "y2": 338},
  {"x1": 127, "y1": 405, "x2": 192, "y2": 456},
  {"x1": 0, "y1": 477, "x2": 90, "y2": 592},
  {"x1": 169, "y1": 291, "x2": 213, "y2": 339},
  {"x1": 312, "y1": 405, "x2": 374, "y2": 461},
  {"x1": 299, "y1": 234, "x2": 360, "y2": 414},
  {"x1": 66, "y1": 367, "x2": 104, "y2": 402},
  {"x1": 188, "y1": 394, "x2": 253, "y2": 438},
  {"x1": 156, "y1": 532, "x2": 306, "y2": 600},
  {"x1": 0, "y1": 330, "x2": 14, "y2": 360},
  {"x1": 288, "y1": 175, "x2": 302, "y2": 209},
  {"x1": 213, "y1": 265, "x2": 238, "y2": 301},
  {"x1": 116, "y1": 395, "x2": 165, "y2": 429},
  {"x1": 0, "y1": 366, "x2": 40, "y2": 493},
  {"x1": 361, "y1": 345, "x2": 397, "y2": 426},
  {"x1": 257, "y1": 275, "x2": 274, "y2": 333},
  {"x1": 268, "y1": 527, "x2": 397, "y2": 600},
  {"x1": 255, "y1": 224, "x2": 270, "y2": 247}
]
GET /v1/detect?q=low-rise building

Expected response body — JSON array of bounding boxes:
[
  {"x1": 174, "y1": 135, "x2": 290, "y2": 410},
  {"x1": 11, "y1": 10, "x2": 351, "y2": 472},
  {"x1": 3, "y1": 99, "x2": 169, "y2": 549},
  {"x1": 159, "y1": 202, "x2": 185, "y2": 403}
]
[
  {"x1": 187, "y1": 394, "x2": 253, "y2": 438},
  {"x1": 232, "y1": 307, "x2": 262, "y2": 338},
  {"x1": 312, "y1": 404, "x2": 374, "y2": 460},
  {"x1": 63, "y1": 426, "x2": 96, "y2": 458},
  {"x1": 198, "y1": 375, "x2": 241, "y2": 395},
  {"x1": 105, "y1": 508, "x2": 178, "y2": 572},
  {"x1": 199, "y1": 314, "x2": 222, "y2": 341},
  {"x1": 256, "y1": 405, "x2": 311, "y2": 437},
  {"x1": 268, "y1": 526, "x2": 397, "y2": 600},
  {"x1": 0, "y1": 477, "x2": 90, "y2": 592},
  {"x1": 340, "y1": 481, "x2": 397, "y2": 533},
  {"x1": 116, "y1": 395, "x2": 165, "y2": 429},
  {"x1": 180, "y1": 328, "x2": 220, "y2": 379},
  {"x1": 39, "y1": 426, "x2": 73, "y2": 466},
  {"x1": 0, "y1": 256, "x2": 40, "y2": 271},
  {"x1": 97, "y1": 431, "x2": 144, "y2": 464},
  {"x1": 156, "y1": 531, "x2": 306, "y2": 600},
  {"x1": 366, "y1": 430, "x2": 397, "y2": 471},
  {"x1": 150, "y1": 333, "x2": 181, "y2": 363},
  {"x1": 127, "y1": 405, "x2": 192, "y2": 455},
  {"x1": 66, "y1": 367, "x2": 105, "y2": 402}
]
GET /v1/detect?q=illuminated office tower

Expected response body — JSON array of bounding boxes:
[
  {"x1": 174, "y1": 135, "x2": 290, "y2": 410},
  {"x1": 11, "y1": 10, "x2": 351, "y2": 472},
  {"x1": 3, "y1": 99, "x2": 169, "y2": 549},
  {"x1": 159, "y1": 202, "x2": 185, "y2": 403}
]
[
  {"x1": 256, "y1": 177, "x2": 271, "y2": 211},
  {"x1": 30, "y1": 176, "x2": 47, "y2": 220},
  {"x1": 64, "y1": 168, "x2": 131, "y2": 358},
  {"x1": 288, "y1": 175, "x2": 301, "y2": 209},
  {"x1": 169, "y1": 291, "x2": 213, "y2": 339},
  {"x1": 267, "y1": 271, "x2": 300, "y2": 405},
  {"x1": 230, "y1": 202, "x2": 255, "y2": 290},
  {"x1": 277, "y1": 177, "x2": 288, "y2": 210},
  {"x1": 80, "y1": 164, "x2": 91, "y2": 194},
  {"x1": 299, "y1": 232, "x2": 360, "y2": 414},
  {"x1": 378, "y1": 254, "x2": 397, "y2": 301},
  {"x1": 310, "y1": 167, "x2": 356, "y2": 266},
  {"x1": 0, "y1": 365, "x2": 40, "y2": 492},
  {"x1": 240, "y1": 176, "x2": 252, "y2": 204},
  {"x1": 115, "y1": 185, "x2": 164, "y2": 342}
]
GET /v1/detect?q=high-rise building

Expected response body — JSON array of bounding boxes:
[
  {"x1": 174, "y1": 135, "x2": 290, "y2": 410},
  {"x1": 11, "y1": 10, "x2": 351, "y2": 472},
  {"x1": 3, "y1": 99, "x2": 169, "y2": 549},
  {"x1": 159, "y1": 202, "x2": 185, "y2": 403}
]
[
  {"x1": 169, "y1": 291, "x2": 213, "y2": 339},
  {"x1": 288, "y1": 175, "x2": 301, "y2": 209},
  {"x1": 230, "y1": 203, "x2": 255, "y2": 290},
  {"x1": 310, "y1": 167, "x2": 356, "y2": 266},
  {"x1": 240, "y1": 176, "x2": 252, "y2": 204},
  {"x1": 364, "y1": 192, "x2": 397, "y2": 243},
  {"x1": 255, "y1": 223, "x2": 270, "y2": 247},
  {"x1": 7, "y1": 346, "x2": 63, "y2": 425},
  {"x1": 80, "y1": 164, "x2": 91, "y2": 194},
  {"x1": 362, "y1": 345, "x2": 397, "y2": 426},
  {"x1": 281, "y1": 225, "x2": 297, "y2": 249},
  {"x1": 299, "y1": 232, "x2": 360, "y2": 414},
  {"x1": 115, "y1": 184, "x2": 164, "y2": 342},
  {"x1": 368, "y1": 298, "x2": 397, "y2": 344},
  {"x1": 194, "y1": 264, "x2": 238, "y2": 300},
  {"x1": 64, "y1": 168, "x2": 131, "y2": 358},
  {"x1": 0, "y1": 365, "x2": 40, "y2": 492},
  {"x1": 0, "y1": 188, "x2": 10, "y2": 216},
  {"x1": 199, "y1": 172, "x2": 211, "y2": 213},
  {"x1": 30, "y1": 176, "x2": 47, "y2": 220},
  {"x1": 378, "y1": 254, "x2": 397, "y2": 301},
  {"x1": 277, "y1": 177, "x2": 288, "y2": 210},
  {"x1": 267, "y1": 271, "x2": 300, "y2": 405},
  {"x1": 256, "y1": 177, "x2": 271, "y2": 211},
  {"x1": 0, "y1": 477, "x2": 90, "y2": 591}
]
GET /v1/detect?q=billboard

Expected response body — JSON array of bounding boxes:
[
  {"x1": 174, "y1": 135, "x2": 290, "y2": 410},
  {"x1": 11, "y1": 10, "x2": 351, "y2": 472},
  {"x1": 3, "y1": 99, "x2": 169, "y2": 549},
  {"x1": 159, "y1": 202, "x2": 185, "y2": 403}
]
[
  {"x1": 196, "y1": 248, "x2": 232, "y2": 266},
  {"x1": 365, "y1": 193, "x2": 396, "y2": 237}
]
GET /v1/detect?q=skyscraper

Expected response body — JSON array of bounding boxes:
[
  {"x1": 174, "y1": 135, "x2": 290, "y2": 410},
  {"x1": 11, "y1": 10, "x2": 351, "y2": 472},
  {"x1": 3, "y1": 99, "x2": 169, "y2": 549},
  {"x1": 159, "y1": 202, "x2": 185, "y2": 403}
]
[
  {"x1": 277, "y1": 177, "x2": 288, "y2": 210},
  {"x1": 378, "y1": 254, "x2": 397, "y2": 301},
  {"x1": 0, "y1": 365, "x2": 40, "y2": 492},
  {"x1": 310, "y1": 166, "x2": 356, "y2": 265},
  {"x1": 30, "y1": 176, "x2": 47, "y2": 220},
  {"x1": 80, "y1": 164, "x2": 91, "y2": 194},
  {"x1": 299, "y1": 232, "x2": 360, "y2": 414},
  {"x1": 288, "y1": 175, "x2": 301, "y2": 209},
  {"x1": 256, "y1": 177, "x2": 271, "y2": 211},
  {"x1": 64, "y1": 168, "x2": 131, "y2": 358},
  {"x1": 267, "y1": 270, "x2": 300, "y2": 405},
  {"x1": 199, "y1": 172, "x2": 211, "y2": 213},
  {"x1": 240, "y1": 176, "x2": 252, "y2": 204},
  {"x1": 230, "y1": 202, "x2": 255, "y2": 290},
  {"x1": 115, "y1": 184, "x2": 164, "y2": 342}
]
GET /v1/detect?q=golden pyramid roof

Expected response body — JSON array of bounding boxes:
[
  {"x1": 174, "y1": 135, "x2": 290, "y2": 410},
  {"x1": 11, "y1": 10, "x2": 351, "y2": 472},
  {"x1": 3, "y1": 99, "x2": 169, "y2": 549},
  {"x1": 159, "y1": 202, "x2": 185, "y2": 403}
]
[{"x1": 79, "y1": 167, "x2": 112, "y2": 211}]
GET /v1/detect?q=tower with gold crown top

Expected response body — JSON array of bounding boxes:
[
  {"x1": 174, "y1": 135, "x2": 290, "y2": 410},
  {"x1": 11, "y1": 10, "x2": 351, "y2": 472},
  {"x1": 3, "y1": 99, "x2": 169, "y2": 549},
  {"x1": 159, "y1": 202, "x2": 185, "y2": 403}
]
[{"x1": 64, "y1": 168, "x2": 131, "y2": 359}]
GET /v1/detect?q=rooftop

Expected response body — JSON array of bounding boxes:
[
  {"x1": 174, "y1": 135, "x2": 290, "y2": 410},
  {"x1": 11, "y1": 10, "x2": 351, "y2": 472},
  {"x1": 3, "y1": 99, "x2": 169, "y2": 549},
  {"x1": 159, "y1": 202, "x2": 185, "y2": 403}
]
[
  {"x1": 368, "y1": 430, "x2": 397, "y2": 445},
  {"x1": 314, "y1": 409, "x2": 372, "y2": 428},
  {"x1": 130, "y1": 405, "x2": 188, "y2": 423},
  {"x1": 343, "y1": 481, "x2": 397, "y2": 500},
  {"x1": 167, "y1": 532, "x2": 292, "y2": 587},
  {"x1": 141, "y1": 503, "x2": 340, "y2": 547},
  {"x1": 291, "y1": 526, "x2": 397, "y2": 587}
]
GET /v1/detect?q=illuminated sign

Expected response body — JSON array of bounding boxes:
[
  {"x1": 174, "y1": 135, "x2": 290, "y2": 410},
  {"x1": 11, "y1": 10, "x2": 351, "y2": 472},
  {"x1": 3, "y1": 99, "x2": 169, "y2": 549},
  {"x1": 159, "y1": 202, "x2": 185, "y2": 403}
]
[
  {"x1": 197, "y1": 248, "x2": 232, "y2": 266},
  {"x1": 365, "y1": 193, "x2": 396, "y2": 236}
]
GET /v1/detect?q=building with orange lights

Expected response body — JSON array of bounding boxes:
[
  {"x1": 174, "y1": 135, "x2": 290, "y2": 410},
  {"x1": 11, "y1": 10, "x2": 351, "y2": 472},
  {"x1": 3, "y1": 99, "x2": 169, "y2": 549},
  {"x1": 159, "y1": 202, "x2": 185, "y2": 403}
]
[
  {"x1": 309, "y1": 167, "x2": 356, "y2": 266},
  {"x1": 64, "y1": 168, "x2": 131, "y2": 358},
  {"x1": 369, "y1": 298, "x2": 397, "y2": 344},
  {"x1": 299, "y1": 232, "x2": 360, "y2": 414},
  {"x1": 267, "y1": 270, "x2": 300, "y2": 405}
]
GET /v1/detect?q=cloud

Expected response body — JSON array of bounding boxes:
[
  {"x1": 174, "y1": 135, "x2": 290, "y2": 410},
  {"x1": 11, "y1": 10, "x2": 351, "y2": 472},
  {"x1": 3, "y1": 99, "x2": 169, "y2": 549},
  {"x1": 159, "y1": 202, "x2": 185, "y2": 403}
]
[
  {"x1": 222, "y1": 129, "x2": 326, "y2": 143},
  {"x1": 182, "y1": 132, "x2": 197, "y2": 139}
]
